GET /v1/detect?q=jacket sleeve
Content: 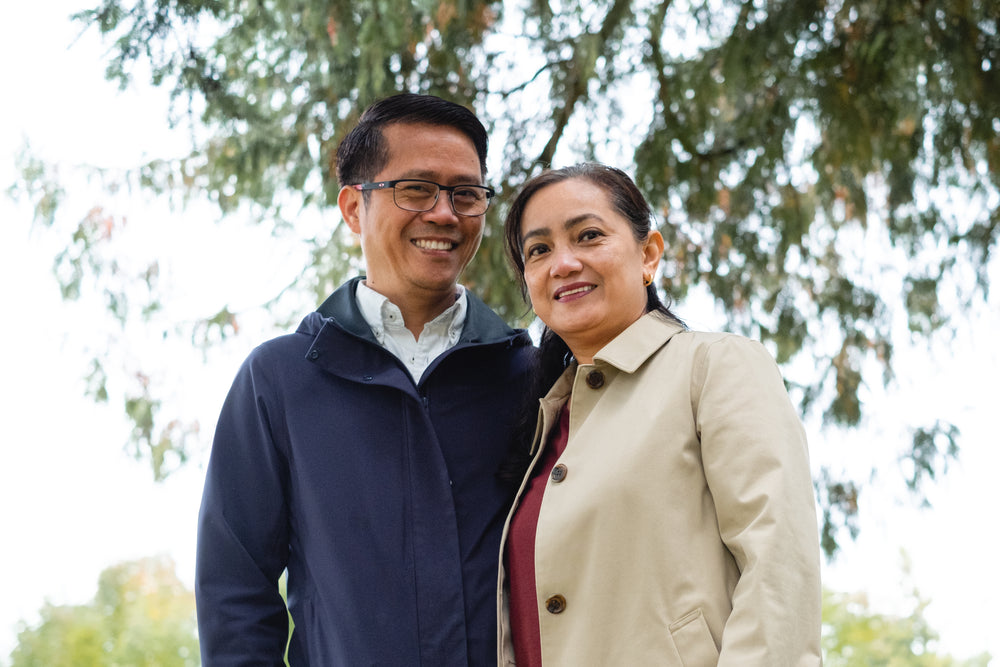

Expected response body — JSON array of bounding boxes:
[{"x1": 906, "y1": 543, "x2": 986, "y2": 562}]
[
  {"x1": 694, "y1": 335, "x2": 822, "y2": 666},
  {"x1": 196, "y1": 352, "x2": 291, "y2": 666}
]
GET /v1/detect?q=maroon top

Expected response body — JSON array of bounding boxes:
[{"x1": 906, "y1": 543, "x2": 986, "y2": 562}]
[{"x1": 505, "y1": 405, "x2": 571, "y2": 667}]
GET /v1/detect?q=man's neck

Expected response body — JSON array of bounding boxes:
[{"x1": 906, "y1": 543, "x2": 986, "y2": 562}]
[{"x1": 363, "y1": 282, "x2": 460, "y2": 339}]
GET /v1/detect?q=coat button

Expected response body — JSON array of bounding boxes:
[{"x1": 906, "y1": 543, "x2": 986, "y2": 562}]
[
  {"x1": 545, "y1": 595, "x2": 567, "y2": 614},
  {"x1": 550, "y1": 463, "x2": 568, "y2": 482},
  {"x1": 308, "y1": 349, "x2": 319, "y2": 360},
  {"x1": 585, "y1": 370, "x2": 605, "y2": 389}
]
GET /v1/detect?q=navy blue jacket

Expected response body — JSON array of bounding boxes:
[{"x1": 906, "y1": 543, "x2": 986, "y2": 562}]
[{"x1": 196, "y1": 277, "x2": 534, "y2": 665}]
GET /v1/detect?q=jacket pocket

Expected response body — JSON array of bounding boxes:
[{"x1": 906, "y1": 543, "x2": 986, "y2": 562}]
[{"x1": 669, "y1": 608, "x2": 719, "y2": 667}]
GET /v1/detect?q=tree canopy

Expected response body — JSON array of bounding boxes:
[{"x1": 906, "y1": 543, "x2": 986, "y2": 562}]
[
  {"x1": 9, "y1": 557, "x2": 199, "y2": 667},
  {"x1": 12, "y1": 0, "x2": 998, "y2": 555},
  {"x1": 822, "y1": 588, "x2": 992, "y2": 666},
  {"x1": 9, "y1": 558, "x2": 993, "y2": 665}
]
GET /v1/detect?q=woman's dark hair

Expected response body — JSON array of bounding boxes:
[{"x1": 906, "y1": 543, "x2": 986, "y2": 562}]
[
  {"x1": 498, "y1": 163, "x2": 685, "y2": 484},
  {"x1": 335, "y1": 93, "x2": 489, "y2": 187}
]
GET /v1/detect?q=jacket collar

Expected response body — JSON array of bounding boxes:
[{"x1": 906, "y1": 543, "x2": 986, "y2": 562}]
[
  {"x1": 532, "y1": 312, "x2": 685, "y2": 455},
  {"x1": 592, "y1": 311, "x2": 685, "y2": 373},
  {"x1": 307, "y1": 277, "x2": 531, "y2": 390},
  {"x1": 541, "y1": 311, "x2": 685, "y2": 405},
  {"x1": 541, "y1": 312, "x2": 685, "y2": 402},
  {"x1": 315, "y1": 277, "x2": 525, "y2": 347},
  {"x1": 314, "y1": 277, "x2": 381, "y2": 344}
]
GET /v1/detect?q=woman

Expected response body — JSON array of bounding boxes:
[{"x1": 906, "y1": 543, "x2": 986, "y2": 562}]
[{"x1": 497, "y1": 163, "x2": 822, "y2": 665}]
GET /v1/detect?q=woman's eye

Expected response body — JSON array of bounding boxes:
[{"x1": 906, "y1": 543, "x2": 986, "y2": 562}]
[
  {"x1": 525, "y1": 244, "x2": 549, "y2": 258},
  {"x1": 580, "y1": 229, "x2": 603, "y2": 241}
]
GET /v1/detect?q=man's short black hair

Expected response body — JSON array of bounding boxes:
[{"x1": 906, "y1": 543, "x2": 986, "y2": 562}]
[{"x1": 335, "y1": 93, "x2": 489, "y2": 187}]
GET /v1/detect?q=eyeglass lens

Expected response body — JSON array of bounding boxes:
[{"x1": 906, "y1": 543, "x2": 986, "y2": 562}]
[{"x1": 393, "y1": 181, "x2": 489, "y2": 215}]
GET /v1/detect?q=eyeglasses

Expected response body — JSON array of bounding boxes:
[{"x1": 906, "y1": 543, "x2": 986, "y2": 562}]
[{"x1": 352, "y1": 179, "x2": 495, "y2": 216}]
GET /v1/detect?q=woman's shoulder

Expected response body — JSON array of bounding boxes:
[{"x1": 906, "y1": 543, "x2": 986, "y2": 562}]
[
  {"x1": 664, "y1": 327, "x2": 778, "y2": 367},
  {"x1": 674, "y1": 328, "x2": 753, "y2": 346},
  {"x1": 663, "y1": 331, "x2": 787, "y2": 395}
]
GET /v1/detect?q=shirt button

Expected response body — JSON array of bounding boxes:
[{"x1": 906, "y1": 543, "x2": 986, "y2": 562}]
[
  {"x1": 550, "y1": 463, "x2": 568, "y2": 483},
  {"x1": 585, "y1": 370, "x2": 605, "y2": 389},
  {"x1": 545, "y1": 595, "x2": 567, "y2": 614}
]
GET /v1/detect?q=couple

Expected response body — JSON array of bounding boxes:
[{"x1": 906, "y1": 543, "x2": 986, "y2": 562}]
[{"x1": 195, "y1": 94, "x2": 822, "y2": 666}]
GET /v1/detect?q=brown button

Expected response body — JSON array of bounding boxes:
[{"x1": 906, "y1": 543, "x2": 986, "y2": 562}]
[
  {"x1": 551, "y1": 463, "x2": 568, "y2": 482},
  {"x1": 585, "y1": 370, "x2": 605, "y2": 389},
  {"x1": 545, "y1": 595, "x2": 567, "y2": 614}
]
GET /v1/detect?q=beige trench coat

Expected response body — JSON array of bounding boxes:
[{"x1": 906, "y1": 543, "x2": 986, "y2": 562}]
[{"x1": 497, "y1": 313, "x2": 822, "y2": 666}]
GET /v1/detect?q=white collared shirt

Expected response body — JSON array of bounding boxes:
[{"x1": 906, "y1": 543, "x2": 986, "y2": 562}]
[{"x1": 356, "y1": 281, "x2": 468, "y2": 382}]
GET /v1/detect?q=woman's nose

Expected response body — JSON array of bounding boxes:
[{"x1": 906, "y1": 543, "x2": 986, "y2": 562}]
[{"x1": 550, "y1": 245, "x2": 583, "y2": 277}]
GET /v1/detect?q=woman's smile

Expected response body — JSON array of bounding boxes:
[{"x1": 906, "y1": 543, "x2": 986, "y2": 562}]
[{"x1": 554, "y1": 283, "x2": 596, "y2": 301}]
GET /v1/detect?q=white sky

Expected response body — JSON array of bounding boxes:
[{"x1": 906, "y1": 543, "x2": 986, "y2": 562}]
[{"x1": 1, "y1": 2, "x2": 998, "y2": 663}]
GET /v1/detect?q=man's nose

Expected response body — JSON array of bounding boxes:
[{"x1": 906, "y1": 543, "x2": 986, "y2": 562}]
[{"x1": 423, "y1": 191, "x2": 460, "y2": 223}]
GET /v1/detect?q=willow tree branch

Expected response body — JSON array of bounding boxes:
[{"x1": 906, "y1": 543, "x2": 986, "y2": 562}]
[{"x1": 535, "y1": 0, "x2": 635, "y2": 168}]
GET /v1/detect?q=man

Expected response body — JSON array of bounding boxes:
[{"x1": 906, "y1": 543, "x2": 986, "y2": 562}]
[{"x1": 195, "y1": 94, "x2": 534, "y2": 665}]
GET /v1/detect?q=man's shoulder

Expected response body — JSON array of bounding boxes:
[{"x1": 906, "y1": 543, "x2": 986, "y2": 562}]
[
  {"x1": 240, "y1": 312, "x2": 326, "y2": 366},
  {"x1": 461, "y1": 292, "x2": 533, "y2": 347}
]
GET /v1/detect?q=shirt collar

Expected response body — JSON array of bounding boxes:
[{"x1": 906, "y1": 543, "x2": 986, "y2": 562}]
[{"x1": 355, "y1": 281, "x2": 467, "y2": 343}]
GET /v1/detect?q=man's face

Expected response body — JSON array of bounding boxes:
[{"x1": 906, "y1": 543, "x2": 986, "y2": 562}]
[{"x1": 339, "y1": 122, "x2": 486, "y2": 306}]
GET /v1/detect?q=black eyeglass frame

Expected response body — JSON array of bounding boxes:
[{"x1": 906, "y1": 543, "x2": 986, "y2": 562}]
[{"x1": 351, "y1": 179, "x2": 496, "y2": 216}]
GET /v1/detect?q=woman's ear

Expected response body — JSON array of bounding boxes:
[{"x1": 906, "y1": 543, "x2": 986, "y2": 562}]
[{"x1": 642, "y1": 230, "x2": 665, "y2": 276}]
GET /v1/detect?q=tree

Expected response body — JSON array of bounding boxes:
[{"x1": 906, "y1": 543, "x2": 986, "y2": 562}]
[
  {"x1": 10, "y1": 0, "x2": 998, "y2": 555},
  {"x1": 822, "y1": 588, "x2": 992, "y2": 666},
  {"x1": 9, "y1": 556, "x2": 200, "y2": 667}
]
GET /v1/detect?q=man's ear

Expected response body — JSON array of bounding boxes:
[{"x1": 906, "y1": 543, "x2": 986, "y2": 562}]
[{"x1": 338, "y1": 186, "x2": 363, "y2": 234}]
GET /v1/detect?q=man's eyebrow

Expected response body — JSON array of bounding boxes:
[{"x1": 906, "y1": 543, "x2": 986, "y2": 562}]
[
  {"x1": 400, "y1": 169, "x2": 485, "y2": 184},
  {"x1": 521, "y1": 213, "x2": 601, "y2": 246}
]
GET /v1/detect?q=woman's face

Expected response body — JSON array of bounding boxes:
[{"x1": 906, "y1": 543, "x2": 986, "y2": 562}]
[{"x1": 519, "y1": 178, "x2": 663, "y2": 363}]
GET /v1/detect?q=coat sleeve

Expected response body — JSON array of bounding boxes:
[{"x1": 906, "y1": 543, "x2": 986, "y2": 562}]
[
  {"x1": 694, "y1": 335, "x2": 822, "y2": 666},
  {"x1": 195, "y1": 351, "x2": 291, "y2": 666}
]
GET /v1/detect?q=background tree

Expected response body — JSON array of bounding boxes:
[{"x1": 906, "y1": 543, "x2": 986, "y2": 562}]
[
  {"x1": 822, "y1": 588, "x2": 992, "y2": 666},
  {"x1": 8, "y1": 556, "x2": 199, "y2": 667},
  {"x1": 8, "y1": 555, "x2": 993, "y2": 666},
  {"x1": 10, "y1": 0, "x2": 998, "y2": 555}
]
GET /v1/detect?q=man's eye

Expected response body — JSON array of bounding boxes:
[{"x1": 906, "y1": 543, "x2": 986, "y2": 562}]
[
  {"x1": 453, "y1": 187, "x2": 484, "y2": 201},
  {"x1": 400, "y1": 182, "x2": 435, "y2": 195}
]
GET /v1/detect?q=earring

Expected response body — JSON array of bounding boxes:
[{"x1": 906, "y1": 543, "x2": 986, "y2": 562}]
[{"x1": 643, "y1": 274, "x2": 653, "y2": 287}]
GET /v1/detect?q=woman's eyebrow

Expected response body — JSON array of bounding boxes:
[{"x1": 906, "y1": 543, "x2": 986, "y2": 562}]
[
  {"x1": 521, "y1": 213, "x2": 601, "y2": 245},
  {"x1": 521, "y1": 226, "x2": 550, "y2": 244}
]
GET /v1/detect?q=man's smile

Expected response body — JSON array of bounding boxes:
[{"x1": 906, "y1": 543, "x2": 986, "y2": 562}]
[{"x1": 413, "y1": 238, "x2": 458, "y2": 251}]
